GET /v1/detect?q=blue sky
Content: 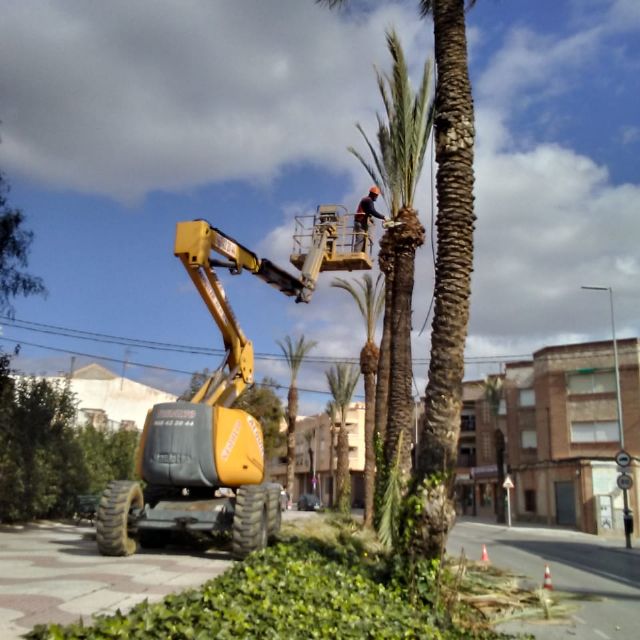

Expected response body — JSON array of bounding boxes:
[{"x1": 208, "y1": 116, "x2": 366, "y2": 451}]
[{"x1": 1, "y1": 0, "x2": 639, "y2": 414}]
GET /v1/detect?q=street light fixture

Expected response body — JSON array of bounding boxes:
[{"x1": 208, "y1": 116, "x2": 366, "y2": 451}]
[{"x1": 581, "y1": 285, "x2": 632, "y2": 549}]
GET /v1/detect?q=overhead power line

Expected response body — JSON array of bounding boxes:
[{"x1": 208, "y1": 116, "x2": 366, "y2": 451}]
[
  {"x1": 0, "y1": 336, "x2": 348, "y2": 397},
  {"x1": 1, "y1": 315, "x2": 535, "y2": 365}
]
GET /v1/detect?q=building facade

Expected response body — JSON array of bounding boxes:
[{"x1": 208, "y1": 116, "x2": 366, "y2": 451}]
[
  {"x1": 268, "y1": 402, "x2": 366, "y2": 506},
  {"x1": 455, "y1": 339, "x2": 639, "y2": 538},
  {"x1": 47, "y1": 363, "x2": 177, "y2": 430}
]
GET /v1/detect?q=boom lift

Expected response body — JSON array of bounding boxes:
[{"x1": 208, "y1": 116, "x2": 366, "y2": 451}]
[{"x1": 95, "y1": 212, "x2": 371, "y2": 558}]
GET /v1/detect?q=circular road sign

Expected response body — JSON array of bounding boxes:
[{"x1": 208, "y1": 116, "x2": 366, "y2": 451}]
[
  {"x1": 615, "y1": 450, "x2": 632, "y2": 467},
  {"x1": 617, "y1": 473, "x2": 633, "y2": 491}
]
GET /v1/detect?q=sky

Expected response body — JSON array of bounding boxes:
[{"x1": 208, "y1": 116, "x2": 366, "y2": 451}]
[{"x1": 0, "y1": 0, "x2": 639, "y2": 415}]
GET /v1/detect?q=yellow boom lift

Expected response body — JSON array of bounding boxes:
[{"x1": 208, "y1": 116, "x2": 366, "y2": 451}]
[{"x1": 95, "y1": 209, "x2": 371, "y2": 558}]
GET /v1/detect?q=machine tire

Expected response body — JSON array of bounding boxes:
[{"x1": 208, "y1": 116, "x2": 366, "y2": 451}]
[
  {"x1": 265, "y1": 483, "x2": 282, "y2": 540},
  {"x1": 232, "y1": 485, "x2": 268, "y2": 559},
  {"x1": 96, "y1": 480, "x2": 143, "y2": 557}
]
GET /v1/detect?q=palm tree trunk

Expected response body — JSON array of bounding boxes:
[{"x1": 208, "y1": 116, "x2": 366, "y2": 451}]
[
  {"x1": 329, "y1": 424, "x2": 337, "y2": 506},
  {"x1": 375, "y1": 230, "x2": 394, "y2": 444},
  {"x1": 384, "y1": 208, "x2": 425, "y2": 478},
  {"x1": 361, "y1": 342, "x2": 378, "y2": 527},
  {"x1": 335, "y1": 419, "x2": 351, "y2": 514},
  {"x1": 374, "y1": 231, "x2": 394, "y2": 524},
  {"x1": 286, "y1": 386, "x2": 298, "y2": 498},
  {"x1": 412, "y1": 0, "x2": 476, "y2": 560}
]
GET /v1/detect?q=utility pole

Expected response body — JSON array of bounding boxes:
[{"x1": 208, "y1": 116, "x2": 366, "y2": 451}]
[{"x1": 582, "y1": 286, "x2": 632, "y2": 549}]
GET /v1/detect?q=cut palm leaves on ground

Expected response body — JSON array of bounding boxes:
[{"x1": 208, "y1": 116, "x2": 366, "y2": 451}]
[{"x1": 449, "y1": 555, "x2": 582, "y2": 625}]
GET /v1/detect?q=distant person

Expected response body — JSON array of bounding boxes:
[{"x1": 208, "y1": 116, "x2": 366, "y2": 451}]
[{"x1": 353, "y1": 185, "x2": 386, "y2": 252}]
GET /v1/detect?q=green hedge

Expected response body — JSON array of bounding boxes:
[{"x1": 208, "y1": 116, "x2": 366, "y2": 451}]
[{"x1": 27, "y1": 537, "x2": 515, "y2": 640}]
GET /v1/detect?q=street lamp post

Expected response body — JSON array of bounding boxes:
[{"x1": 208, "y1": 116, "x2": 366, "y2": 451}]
[{"x1": 582, "y1": 286, "x2": 632, "y2": 549}]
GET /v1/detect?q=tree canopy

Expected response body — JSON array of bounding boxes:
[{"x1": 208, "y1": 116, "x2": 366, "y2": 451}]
[{"x1": 0, "y1": 172, "x2": 46, "y2": 316}]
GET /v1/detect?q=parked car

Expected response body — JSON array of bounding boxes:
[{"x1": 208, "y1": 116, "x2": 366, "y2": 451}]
[{"x1": 298, "y1": 493, "x2": 322, "y2": 511}]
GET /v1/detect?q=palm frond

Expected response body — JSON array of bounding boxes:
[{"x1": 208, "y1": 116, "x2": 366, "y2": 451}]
[
  {"x1": 277, "y1": 335, "x2": 318, "y2": 383},
  {"x1": 331, "y1": 274, "x2": 385, "y2": 341},
  {"x1": 378, "y1": 432, "x2": 404, "y2": 548},
  {"x1": 350, "y1": 28, "x2": 435, "y2": 213},
  {"x1": 325, "y1": 362, "x2": 360, "y2": 423}
]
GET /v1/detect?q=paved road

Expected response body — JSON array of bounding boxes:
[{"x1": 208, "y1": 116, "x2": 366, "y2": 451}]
[
  {"x1": 0, "y1": 520, "x2": 233, "y2": 639},
  {"x1": 448, "y1": 518, "x2": 640, "y2": 640}
]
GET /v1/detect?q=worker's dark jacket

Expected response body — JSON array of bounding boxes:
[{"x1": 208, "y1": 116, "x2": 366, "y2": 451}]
[{"x1": 355, "y1": 196, "x2": 385, "y2": 226}]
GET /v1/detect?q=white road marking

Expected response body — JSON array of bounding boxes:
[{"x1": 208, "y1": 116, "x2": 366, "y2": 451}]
[
  {"x1": 593, "y1": 629, "x2": 611, "y2": 640},
  {"x1": 573, "y1": 615, "x2": 586, "y2": 624}
]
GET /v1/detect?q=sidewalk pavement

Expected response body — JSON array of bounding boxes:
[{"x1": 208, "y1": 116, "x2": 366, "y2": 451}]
[{"x1": 0, "y1": 521, "x2": 231, "y2": 639}]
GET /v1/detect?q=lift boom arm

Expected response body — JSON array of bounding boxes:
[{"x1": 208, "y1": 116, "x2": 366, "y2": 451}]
[{"x1": 174, "y1": 220, "x2": 311, "y2": 407}]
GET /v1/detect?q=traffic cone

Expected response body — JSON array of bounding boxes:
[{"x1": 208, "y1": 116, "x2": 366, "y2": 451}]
[
  {"x1": 480, "y1": 544, "x2": 490, "y2": 563},
  {"x1": 543, "y1": 564, "x2": 553, "y2": 590}
]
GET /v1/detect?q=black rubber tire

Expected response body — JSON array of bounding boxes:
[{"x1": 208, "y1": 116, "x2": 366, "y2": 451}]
[
  {"x1": 232, "y1": 485, "x2": 268, "y2": 559},
  {"x1": 265, "y1": 483, "x2": 282, "y2": 540},
  {"x1": 96, "y1": 480, "x2": 143, "y2": 556}
]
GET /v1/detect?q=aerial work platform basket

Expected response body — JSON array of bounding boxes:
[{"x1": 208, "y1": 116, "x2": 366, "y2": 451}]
[{"x1": 290, "y1": 205, "x2": 373, "y2": 276}]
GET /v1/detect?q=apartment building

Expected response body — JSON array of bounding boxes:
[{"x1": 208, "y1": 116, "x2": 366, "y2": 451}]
[
  {"x1": 46, "y1": 363, "x2": 177, "y2": 430},
  {"x1": 268, "y1": 402, "x2": 366, "y2": 506},
  {"x1": 455, "y1": 339, "x2": 639, "y2": 538}
]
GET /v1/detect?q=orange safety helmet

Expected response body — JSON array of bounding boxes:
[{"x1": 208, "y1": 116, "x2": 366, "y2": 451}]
[{"x1": 369, "y1": 185, "x2": 381, "y2": 196}]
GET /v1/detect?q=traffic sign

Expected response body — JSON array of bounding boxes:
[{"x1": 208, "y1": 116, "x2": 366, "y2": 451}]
[
  {"x1": 617, "y1": 473, "x2": 633, "y2": 491},
  {"x1": 615, "y1": 450, "x2": 631, "y2": 467},
  {"x1": 503, "y1": 475, "x2": 514, "y2": 489}
]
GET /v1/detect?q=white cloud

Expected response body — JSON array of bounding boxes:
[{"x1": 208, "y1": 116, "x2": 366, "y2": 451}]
[
  {"x1": 477, "y1": 26, "x2": 602, "y2": 109},
  {"x1": 0, "y1": 0, "x2": 428, "y2": 202},
  {"x1": 620, "y1": 125, "x2": 640, "y2": 145}
]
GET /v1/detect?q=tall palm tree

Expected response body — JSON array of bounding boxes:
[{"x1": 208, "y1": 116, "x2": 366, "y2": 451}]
[
  {"x1": 413, "y1": 0, "x2": 477, "y2": 562},
  {"x1": 319, "y1": 0, "x2": 477, "y2": 560},
  {"x1": 325, "y1": 363, "x2": 360, "y2": 515},
  {"x1": 277, "y1": 335, "x2": 317, "y2": 499},
  {"x1": 303, "y1": 428, "x2": 316, "y2": 494},
  {"x1": 331, "y1": 274, "x2": 384, "y2": 527},
  {"x1": 324, "y1": 400, "x2": 338, "y2": 506},
  {"x1": 484, "y1": 375, "x2": 505, "y2": 523},
  {"x1": 349, "y1": 30, "x2": 433, "y2": 481}
]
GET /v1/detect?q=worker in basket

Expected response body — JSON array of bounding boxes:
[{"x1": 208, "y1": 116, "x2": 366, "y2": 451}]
[{"x1": 353, "y1": 185, "x2": 387, "y2": 253}]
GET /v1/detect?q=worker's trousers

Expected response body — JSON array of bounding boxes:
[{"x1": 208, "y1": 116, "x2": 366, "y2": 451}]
[{"x1": 353, "y1": 220, "x2": 368, "y2": 253}]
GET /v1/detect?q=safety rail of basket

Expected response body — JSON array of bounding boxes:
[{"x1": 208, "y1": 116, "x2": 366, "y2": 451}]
[{"x1": 290, "y1": 211, "x2": 372, "y2": 258}]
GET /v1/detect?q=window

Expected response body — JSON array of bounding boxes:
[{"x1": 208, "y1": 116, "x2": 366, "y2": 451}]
[
  {"x1": 461, "y1": 414, "x2": 476, "y2": 432},
  {"x1": 457, "y1": 447, "x2": 476, "y2": 467},
  {"x1": 570, "y1": 420, "x2": 619, "y2": 443},
  {"x1": 498, "y1": 399, "x2": 507, "y2": 415},
  {"x1": 519, "y1": 388, "x2": 535, "y2": 407},
  {"x1": 524, "y1": 489, "x2": 536, "y2": 512},
  {"x1": 521, "y1": 430, "x2": 537, "y2": 449},
  {"x1": 567, "y1": 370, "x2": 615, "y2": 395}
]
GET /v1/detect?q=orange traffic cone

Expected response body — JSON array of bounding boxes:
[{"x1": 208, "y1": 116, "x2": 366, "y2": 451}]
[
  {"x1": 480, "y1": 544, "x2": 490, "y2": 563},
  {"x1": 543, "y1": 564, "x2": 553, "y2": 590}
]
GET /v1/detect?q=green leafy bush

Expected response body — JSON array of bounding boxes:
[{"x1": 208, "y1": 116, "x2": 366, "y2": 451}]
[
  {"x1": 0, "y1": 366, "x2": 139, "y2": 523},
  {"x1": 27, "y1": 536, "x2": 515, "y2": 640}
]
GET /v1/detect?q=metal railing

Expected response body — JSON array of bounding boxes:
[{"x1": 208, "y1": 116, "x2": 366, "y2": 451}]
[{"x1": 291, "y1": 206, "x2": 373, "y2": 260}]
